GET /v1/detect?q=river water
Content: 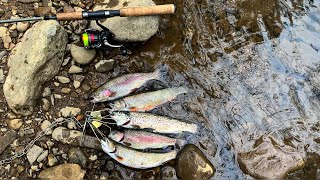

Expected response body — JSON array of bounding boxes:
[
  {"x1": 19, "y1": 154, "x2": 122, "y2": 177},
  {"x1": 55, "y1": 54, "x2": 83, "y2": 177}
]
[{"x1": 112, "y1": 0, "x2": 320, "y2": 178}]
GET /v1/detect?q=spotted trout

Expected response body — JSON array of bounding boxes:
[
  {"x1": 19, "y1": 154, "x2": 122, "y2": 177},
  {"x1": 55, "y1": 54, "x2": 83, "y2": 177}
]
[
  {"x1": 111, "y1": 87, "x2": 188, "y2": 112},
  {"x1": 90, "y1": 69, "x2": 165, "y2": 103},
  {"x1": 101, "y1": 138, "x2": 177, "y2": 169},
  {"x1": 108, "y1": 130, "x2": 183, "y2": 150},
  {"x1": 110, "y1": 112, "x2": 198, "y2": 134}
]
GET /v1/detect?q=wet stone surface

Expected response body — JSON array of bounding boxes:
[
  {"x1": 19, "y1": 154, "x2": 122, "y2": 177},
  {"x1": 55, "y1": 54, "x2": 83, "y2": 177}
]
[
  {"x1": 177, "y1": 144, "x2": 215, "y2": 179},
  {"x1": 238, "y1": 137, "x2": 305, "y2": 179}
]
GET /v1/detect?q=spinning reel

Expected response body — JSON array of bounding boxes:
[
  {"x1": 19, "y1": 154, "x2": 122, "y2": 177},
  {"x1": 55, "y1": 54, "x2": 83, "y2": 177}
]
[{"x1": 81, "y1": 20, "x2": 128, "y2": 55}]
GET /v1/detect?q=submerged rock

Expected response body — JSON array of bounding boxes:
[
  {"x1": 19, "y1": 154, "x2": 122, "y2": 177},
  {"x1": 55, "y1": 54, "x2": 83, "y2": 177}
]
[
  {"x1": 3, "y1": 20, "x2": 68, "y2": 115},
  {"x1": 38, "y1": 163, "x2": 85, "y2": 179},
  {"x1": 52, "y1": 127, "x2": 102, "y2": 150},
  {"x1": 237, "y1": 138, "x2": 305, "y2": 179},
  {"x1": 177, "y1": 144, "x2": 215, "y2": 179},
  {"x1": 90, "y1": 0, "x2": 159, "y2": 42}
]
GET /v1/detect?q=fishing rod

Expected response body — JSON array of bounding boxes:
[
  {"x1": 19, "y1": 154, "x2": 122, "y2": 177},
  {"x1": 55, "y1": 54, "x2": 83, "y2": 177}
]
[
  {"x1": 0, "y1": 4, "x2": 176, "y2": 23},
  {"x1": 0, "y1": 4, "x2": 176, "y2": 53}
]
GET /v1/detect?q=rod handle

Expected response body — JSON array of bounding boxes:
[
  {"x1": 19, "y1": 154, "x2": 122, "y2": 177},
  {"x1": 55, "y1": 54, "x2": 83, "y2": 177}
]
[
  {"x1": 120, "y1": 4, "x2": 176, "y2": 17},
  {"x1": 56, "y1": 11, "x2": 83, "y2": 21}
]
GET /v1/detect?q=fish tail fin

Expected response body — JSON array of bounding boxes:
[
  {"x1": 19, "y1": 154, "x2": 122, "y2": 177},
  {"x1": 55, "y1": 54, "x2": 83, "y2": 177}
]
[
  {"x1": 187, "y1": 123, "x2": 198, "y2": 134},
  {"x1": 151, "y1": 65, "x2": 168, "y2": 82},
  {"x1": 176, "y1": 139, "x2": 186, "y2": 150},
  {"x1": 175, "y1": 86, "x2": 189, "y2": 94}
]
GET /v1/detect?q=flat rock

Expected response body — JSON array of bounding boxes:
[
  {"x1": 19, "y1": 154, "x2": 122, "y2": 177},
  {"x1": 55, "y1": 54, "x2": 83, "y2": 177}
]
[
  {"x1": 70, "y1": 43, "x2": 96, "y2": 65},
  {"x1": 3, "y1": 20, "x2": 68, "y2": 115},
  {"x1": 237, "y1": 138, "x2": 305, "y2": 179},
  {"x1": 27, "y1": 145, "x2": 44, "y2": 164},
  {"x1": 95, "y1": 59, "x2": 114, "y2": 72},
  {"x1": 0, "y1": 131, "x2": 17, "y2": 155},
  {"x1": 90, "y1": 0, "x2": 159, "y2": 42},
  {"x1": 60, "y1": 106, "x2": 81, "y2": 117},
  {"x1": 177, "y1": 144, "x2": 215, "y2": 180},
  {"x1": 52, "y1": 127, "x2": 102, "y2": 150},
  {"x1": 38, "y1": 163, "x2": 85, "y2": 179}
]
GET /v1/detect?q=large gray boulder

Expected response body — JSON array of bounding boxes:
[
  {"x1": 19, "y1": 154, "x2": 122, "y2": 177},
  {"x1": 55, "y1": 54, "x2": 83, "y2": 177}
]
[
  {"x1": 90, "y1": 0, "x2": 159, "y2": 42},
  {"x1": 3, "y1": 20, "x2": 68, "y2": 115}
]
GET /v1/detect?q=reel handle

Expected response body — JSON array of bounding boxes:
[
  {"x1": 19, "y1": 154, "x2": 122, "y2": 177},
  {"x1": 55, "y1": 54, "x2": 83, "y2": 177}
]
[{"x1": 119, "y1": 4, "x2": 176, "y2": 17}]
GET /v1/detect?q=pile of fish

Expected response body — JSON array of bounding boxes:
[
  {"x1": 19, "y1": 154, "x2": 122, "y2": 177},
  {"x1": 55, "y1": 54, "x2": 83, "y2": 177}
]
[{"x1": 85, "y1": 68, "x2": 198, "y2": 169}]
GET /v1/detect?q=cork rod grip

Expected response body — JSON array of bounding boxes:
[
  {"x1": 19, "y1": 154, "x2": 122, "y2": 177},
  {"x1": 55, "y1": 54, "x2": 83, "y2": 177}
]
[
  {"x1": 56, "y1": 11, "x2": 83, "y2": 21},
  {"x1": 120, "y1": 4, "x2": 176, "y2": 17}
]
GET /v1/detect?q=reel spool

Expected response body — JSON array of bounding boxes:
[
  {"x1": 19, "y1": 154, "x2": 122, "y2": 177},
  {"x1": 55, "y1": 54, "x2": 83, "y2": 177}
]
[{"x1": 81, "y1": 20, "x2": 127, "y2": 55}]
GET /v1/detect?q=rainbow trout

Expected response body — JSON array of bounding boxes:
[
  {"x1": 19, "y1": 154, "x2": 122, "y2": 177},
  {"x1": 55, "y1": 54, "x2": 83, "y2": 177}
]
[
  {"x1": 111, "y1": 87, "x2": 188, "y2": 112},
  {"x1": 100, "y1": 138, "x2": 177, "y2": 169},
  {"x1": 110, "y1": 112, "x2": 198, "y2": 134},
  {"x1": 90, "y1": 69, "x2": 165, "y2": 103},
  {"x1": 108, "y1": 130, "x2": 183, "y2": 150}
]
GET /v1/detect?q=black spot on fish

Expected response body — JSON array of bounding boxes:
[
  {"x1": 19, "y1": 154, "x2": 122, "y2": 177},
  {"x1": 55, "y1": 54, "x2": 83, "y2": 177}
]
[
  {"x1": 123, "y1": 120, "x2": 131, "y2": 126},
  {"x1": 131, "y1": 125, "x2": 141, "y2": 129},
  {"x1": 116, "y1": 155, "x2": 123, "y2": 161},
  {"x1": 122, "y1": 1, "x2": 128, "y2": 7},
  {"x1": 123, "y1": 142, "x2": 132, "y2": 147}
]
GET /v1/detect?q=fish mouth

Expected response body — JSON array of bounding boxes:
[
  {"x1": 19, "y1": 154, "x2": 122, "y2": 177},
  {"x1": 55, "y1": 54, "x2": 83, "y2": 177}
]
[{"x1": 89, "y1": 96, "x2": 99, "y2": 103}]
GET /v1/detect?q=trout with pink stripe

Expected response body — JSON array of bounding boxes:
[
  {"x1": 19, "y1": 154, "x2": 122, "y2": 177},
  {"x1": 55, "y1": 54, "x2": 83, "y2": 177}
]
[
  {"x1": 108, "y1": 130, "x2": 184, "y2": 150},
  {"x1": 90, "y1": 69, "x2": 165, "y2": 103}
]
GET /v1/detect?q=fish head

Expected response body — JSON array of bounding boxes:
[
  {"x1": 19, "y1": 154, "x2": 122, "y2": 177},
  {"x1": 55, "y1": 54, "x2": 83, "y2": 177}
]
[
  {"x1": 110, "y1": 112, "x2": 130, "y2": 126},
  {"x1": 108, "y1": 131, "x2": 124, "y2": 142},
  {"x1": 101, "y1": 138, "x2": 116, "y2": 153},
  {"x1": 90, "y1": 89, "x2": 113, "y2": 103},
  {"x1": 112, "y1": 100, "x2": 127, "y2": 111}
]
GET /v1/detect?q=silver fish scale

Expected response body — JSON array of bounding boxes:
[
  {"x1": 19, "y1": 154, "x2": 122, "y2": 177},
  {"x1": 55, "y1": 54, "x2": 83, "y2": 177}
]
[
  {"x1": 122, "y1": 87, "x2": 187, "y2": 111},
  {"x1": 128, "y1": 112, "x2": 197, "y2": 134}
]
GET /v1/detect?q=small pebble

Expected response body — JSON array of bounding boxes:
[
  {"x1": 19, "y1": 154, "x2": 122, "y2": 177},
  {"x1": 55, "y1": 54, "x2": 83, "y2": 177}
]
[
  {"x1": 68, "y1": 65, "x2": 83, "y2": 74},
  {"x1": 40, "y1": 120, "x2": 52, "y2": 135},
  {"x1": 47, "y1": 154, "x2": 58, "y2": 166},
  {"x1": 42, "y1": 87, "x2": 51, "y2": 97},
  {"x1": 56, "y1": 76, "x2": 70, "y2": 84},
  {"x1": 72, "y1": 78, "x2": 81, "y2": 87},
  {"x1": 17, "y1": 22, "x2": 29, "y2": 32},
  {"x1": 61, "y1": 88, "x2": 71, "y2": 94},
  {"x1": 89, "y1": 155, "x2": 98, "y2": 161}
]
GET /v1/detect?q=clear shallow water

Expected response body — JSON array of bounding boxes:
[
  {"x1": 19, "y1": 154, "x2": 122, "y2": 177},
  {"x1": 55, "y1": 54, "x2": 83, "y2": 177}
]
[{"x1": 116, "y1": 0, "x2": 320, "y2": 178}]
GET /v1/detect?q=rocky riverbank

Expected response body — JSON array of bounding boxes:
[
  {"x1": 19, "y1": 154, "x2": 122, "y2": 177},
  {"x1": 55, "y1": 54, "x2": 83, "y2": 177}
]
[{"x1": 0, "y1": 0, "x2": 215, "y2": 179}]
